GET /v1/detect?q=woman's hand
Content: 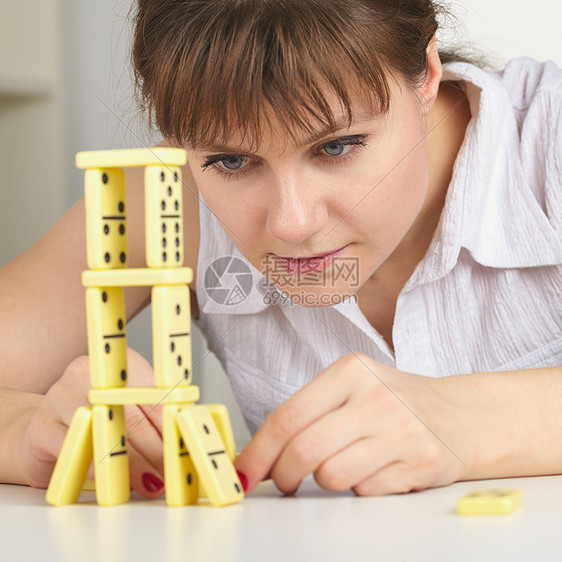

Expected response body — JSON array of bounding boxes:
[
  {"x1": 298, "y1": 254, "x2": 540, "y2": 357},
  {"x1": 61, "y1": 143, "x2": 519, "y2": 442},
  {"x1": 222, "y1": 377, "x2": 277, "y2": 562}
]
[
  {"x1": 235, "y1": 353, "x2": 473, "y2": 496},
  {"x1": 21, "y1": 348, "x2": 166, "y2": 498}
]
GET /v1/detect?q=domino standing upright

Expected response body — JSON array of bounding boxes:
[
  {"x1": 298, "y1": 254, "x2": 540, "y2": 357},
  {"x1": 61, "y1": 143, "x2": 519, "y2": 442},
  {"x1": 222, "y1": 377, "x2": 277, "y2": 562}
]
[{"x1": 46, "y1": 148, "x2": 244, "y2": 507}]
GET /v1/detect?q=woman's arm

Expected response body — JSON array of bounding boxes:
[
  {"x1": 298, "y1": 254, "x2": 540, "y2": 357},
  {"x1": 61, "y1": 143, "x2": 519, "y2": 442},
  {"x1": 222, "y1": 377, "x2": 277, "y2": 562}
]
[
  {"x1": 0, "y1": 164, "x2": 152, "y2": 486},
  {"x1": 0, "y1": 388, "x2": 42, "y2": 485},
  {"x1": 0, "y1": 157, "x2": 199, "y2": 490},
  {"x1": 438, "y1": 365, "x2": 562, "y2": 480},
  {"x1": 0, "y1": 165, "x2": 152, "y2": 393},
  {"x1": 235, "y1": 355, "x2": 562, "y2": 495}
]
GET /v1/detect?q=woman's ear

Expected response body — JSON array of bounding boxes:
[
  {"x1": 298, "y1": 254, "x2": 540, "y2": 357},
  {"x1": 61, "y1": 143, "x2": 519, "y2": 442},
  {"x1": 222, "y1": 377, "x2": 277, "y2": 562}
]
[{"x1": 418, "y1": 35, "x2": 443, "y2": 115}]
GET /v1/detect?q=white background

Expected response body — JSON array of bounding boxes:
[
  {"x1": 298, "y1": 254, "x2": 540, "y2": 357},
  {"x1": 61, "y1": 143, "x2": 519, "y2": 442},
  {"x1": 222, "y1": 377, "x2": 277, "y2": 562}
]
[{"x1": 2, "y1": 0, "x2": 562, "y2": 445}]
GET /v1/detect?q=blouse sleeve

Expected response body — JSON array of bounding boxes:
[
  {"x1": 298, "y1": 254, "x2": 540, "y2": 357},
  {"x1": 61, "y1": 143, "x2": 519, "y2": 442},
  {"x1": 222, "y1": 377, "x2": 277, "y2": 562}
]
[{"x1": 543, "y1": 68, "x2": 562, "y2": 239}]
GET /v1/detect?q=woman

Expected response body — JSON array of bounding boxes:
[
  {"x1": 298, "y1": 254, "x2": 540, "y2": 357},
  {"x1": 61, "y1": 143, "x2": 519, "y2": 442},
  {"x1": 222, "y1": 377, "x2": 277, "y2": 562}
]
[{"x1": 1, "y1": 0, "x2": 561, "y2": 498}]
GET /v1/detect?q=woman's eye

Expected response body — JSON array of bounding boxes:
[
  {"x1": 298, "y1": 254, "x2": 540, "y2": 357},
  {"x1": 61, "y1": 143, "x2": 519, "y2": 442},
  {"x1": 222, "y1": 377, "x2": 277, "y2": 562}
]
[
  {"x1": 201, "y1": 154, "x2": 252, "y2": 176},
  {"x1": 217, "y1": 156, "x2": 246, "y2": 171},
  {"x1": 317, "y1": 136, "x2": 366, "y2": 159},
  {"x1": 322, "y1": 140, "x2": 347, "y2": 156}
]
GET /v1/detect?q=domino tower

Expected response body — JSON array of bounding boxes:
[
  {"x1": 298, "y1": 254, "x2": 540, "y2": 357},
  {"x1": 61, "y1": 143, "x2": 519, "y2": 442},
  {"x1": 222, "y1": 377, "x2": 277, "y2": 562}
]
[{"x1": 46, "y1": 148, "x2": 244, "y2": 507}]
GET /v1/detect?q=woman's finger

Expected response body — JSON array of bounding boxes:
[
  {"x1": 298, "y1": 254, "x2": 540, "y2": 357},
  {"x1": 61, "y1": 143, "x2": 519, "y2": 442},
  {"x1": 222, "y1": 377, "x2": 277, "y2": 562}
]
[
  {"x1": 124, "y1": 404, "x2": 165, "y2": 477},
  {"x1": 313, "y1": 437, "x2": 401, "y2": 492},
  {"x1": 126, "y1": 441, "x2": 165, "y2": 498},
  {"x1": 235, "y1": 354, "x2": 369, "y2": 492},
  {"x1": 269, "y1": 401, "x2": 376, "y2": 494},
  {"x1": 351, "y1": 461, "x2": 420, "y2": 496}
]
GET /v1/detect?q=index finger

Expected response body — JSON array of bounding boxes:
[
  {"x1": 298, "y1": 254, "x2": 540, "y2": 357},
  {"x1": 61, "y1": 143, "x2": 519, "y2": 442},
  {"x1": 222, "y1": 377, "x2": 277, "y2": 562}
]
[{"x1": 234, "y1": 354, "x2": 362, "y2": 493}]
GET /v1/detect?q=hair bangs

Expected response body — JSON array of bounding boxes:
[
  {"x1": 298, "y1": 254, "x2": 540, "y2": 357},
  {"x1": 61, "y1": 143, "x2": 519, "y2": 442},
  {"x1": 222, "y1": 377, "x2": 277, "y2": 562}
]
[{"x1": 134, "y1": 0, "x2": 394, "y2": 150}]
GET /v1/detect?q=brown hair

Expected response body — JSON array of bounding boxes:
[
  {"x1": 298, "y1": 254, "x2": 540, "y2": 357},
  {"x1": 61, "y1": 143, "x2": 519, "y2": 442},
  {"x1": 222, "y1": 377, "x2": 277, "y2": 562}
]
[{"x1": 132, "y1": 0, "x2": 462, "y2": 149}]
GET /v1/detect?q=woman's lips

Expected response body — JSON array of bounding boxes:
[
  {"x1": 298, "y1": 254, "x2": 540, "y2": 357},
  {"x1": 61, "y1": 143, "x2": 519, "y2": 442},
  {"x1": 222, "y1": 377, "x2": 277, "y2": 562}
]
[{"x1": 269, "y1": 245, "x2": 349, "y2": 275}]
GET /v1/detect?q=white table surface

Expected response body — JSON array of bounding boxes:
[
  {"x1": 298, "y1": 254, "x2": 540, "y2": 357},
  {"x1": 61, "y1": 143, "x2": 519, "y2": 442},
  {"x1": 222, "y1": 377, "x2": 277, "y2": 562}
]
[{"x1": 2, "y1": 475, "x2": 562, "y2": 562}]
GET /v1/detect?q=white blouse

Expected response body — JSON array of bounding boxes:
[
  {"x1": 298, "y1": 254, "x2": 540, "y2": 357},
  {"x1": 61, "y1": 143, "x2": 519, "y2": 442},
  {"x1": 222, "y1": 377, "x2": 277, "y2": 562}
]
[{"x1": 195, "y1": 57, "x2": 562, "y2": 435}]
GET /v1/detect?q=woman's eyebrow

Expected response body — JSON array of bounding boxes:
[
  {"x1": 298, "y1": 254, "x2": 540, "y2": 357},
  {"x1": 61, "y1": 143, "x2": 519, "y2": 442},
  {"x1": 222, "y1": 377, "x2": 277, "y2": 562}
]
[
  {"x1": 200, "y1": 142, "x2": 246, "y2": 154},
  {"x1": 302, "y1": 114, "x2": 376, "y2": 146},
  {"x1": 199, "y1": 113, "x2": 377, "y2": 154}
]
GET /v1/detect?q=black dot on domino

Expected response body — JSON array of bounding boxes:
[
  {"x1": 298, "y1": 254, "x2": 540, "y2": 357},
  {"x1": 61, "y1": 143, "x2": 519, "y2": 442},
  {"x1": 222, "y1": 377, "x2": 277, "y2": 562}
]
[
  {"x1": 162, "y1": 252, "x2": 167, "y2": 262},
  {"x1": 168, "y1": 186, "x2": 172, "y2": 197},
  {"x1": 162, "y1": 238, "x2": 167, "y2": 248},
  {"x1": 120, "y1": 252, "x2": 126, "y2": 263},
  {"x1": 212, "y1": 459, "x2": 218, "y2": 469},
  {"x1": 121, "y1": 435, "x2": 126, "y2": 447},
  {"x1": 174, "y1": 200, "x2": 179, "y2": 211},
  {"x1": 176, "y1": 251, "x2": 181, "y2": 262},
  {"x1": 171, "y1": 342, "x2": 175, "y2": 352},
  {"x1": 118, "y1": 319, "x2": 124, "y2": 330},
  {"x1": 105, "y1": 343, "x2": 110, "y2": 353},
  {"x1": 119, "y1": 224, "x2": 125, "y2": 235},
  {"x1": 176, "y1": 304, "x2": 181, "y2": 315},
  {"x1": 179, "y1": 437, "x2": 184, "y2": 449},
  {"x1": 184, "y1": 369, "x2": 189, "y2": 379},
  {"x1": 102, "y1": 292, "x2": 108, "y2": 302},
  {"x1": 118, "y1": 201, "x2": 125, "y2": 213},
  {"x1": 102, "y1": 173, "x2": 108, "y2": 184},
  {"x1": 104, "y1": 252, "x2": 111, "y2": 263},
  {"x1": 160, "y1": 171, "x2": 165, "y2": 182},
  {"x1": 174, "y1": 171, "x2": 178, "y2": 182},
  {"x1": 161, "y1": 200, "x2": 166, "y2": 211},
  {"x1": 162, "y1": 223, "x2": 167, "y2": 234},
  {"x1": 121, "y1": 369, "x2": 127, "y2": 381},
  {"x1": 177, "y1": 355, "x2": 182, "y2": 366},
  {"x1": 104, "y1": 224, "x2": 110, "y2": 235},
  {"x1": 175, "y1": 223, "x2": 180, "y2": 233},
  {"x1": 187, "y1": 473, "x2": 192, "y2": 485},
  {"x1": 235, "y1": 483, "x2": 241, "y2": 493},
  {"x1": 203, "y1": 424, "x2": 210, "y2": 435},
  {"x1": 108, "y1": 408, "x2": 113, "y2": 420}
]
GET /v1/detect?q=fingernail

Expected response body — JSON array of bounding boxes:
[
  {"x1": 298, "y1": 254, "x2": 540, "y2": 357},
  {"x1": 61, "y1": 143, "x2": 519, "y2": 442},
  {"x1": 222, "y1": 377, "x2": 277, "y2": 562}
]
[
  {"x1": 236, "y1": 470, "x2": 248, "y2": 493},
  {"x1": 142, "y1": 472, "x2": 164, "y2": 493}
]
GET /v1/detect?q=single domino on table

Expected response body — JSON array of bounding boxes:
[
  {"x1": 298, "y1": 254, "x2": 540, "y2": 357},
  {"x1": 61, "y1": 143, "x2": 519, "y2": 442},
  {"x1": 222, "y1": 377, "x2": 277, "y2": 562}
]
[{"x1": 457, "y1": 489, "x2": 523, "y2": 515}]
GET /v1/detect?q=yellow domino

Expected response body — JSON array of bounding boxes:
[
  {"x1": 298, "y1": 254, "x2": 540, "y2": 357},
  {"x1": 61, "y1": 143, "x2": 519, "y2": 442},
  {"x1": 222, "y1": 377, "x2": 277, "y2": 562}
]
[
  {"x1": 457, "y1": 489, "x2": 523, "y2": 515},
  {"x1": 145, "y1": 164, "x2": 184, "y2": 268},
  {"x1": 176, "y1": 405, "x2": 244, "y2": 506},
  {"x1": 206, "y1": 404, "x2": 237, "y2": 461},
  {"x1": 85, "y1": 167, "x2": 128, "y2": 270},
  {"x1": 162, "y1": 405, "x2": 198, "y2": 506},
  {"x1": 86, "y1": 287, "x2": 128, "y2": 389},
  {"x1": 152, "y1": 285, "x2": 192, "y2": 388},
  {"x1": 82, "y1": 478, "x2": 96, "y2": 491},
  {"x1": 197, "y1": 404, "x2": 236, "y2": 499},
  {"x1": 89, "y1": 385, "x2": 199, "y2": 405},
  {"x1": 46, "y1": 407, "x2": 93, "y2": 506},
  {"x1": 92, "y1": 405, "x2": 130, "y2": 506},
  {"x1": 76, "y1": 147, "x2": 187, "y2": 169},
  {"x1": 82, "y1": 267, "x2": 192, "y2": 288}
]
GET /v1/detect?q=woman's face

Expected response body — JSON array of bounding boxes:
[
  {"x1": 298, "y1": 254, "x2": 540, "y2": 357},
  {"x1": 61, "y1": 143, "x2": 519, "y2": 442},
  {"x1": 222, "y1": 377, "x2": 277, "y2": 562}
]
[{"x1": 187, "y1": 74, "x2": 436, "y2": 306}]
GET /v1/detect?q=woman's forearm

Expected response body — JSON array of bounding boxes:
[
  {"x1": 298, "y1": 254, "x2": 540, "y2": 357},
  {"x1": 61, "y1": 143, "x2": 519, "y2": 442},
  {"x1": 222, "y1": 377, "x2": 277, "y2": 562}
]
[
  {"x1": 0, "y1": 388, "x2": 42, "y2": 485},
  {"x1": 438, "y1": 366, "x2": 562, "y2": 481}
]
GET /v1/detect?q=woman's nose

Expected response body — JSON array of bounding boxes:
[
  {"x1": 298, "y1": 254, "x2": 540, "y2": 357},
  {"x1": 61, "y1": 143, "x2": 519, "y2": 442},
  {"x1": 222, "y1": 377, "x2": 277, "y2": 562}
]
[{"x1": 265, "y1": 174, "x2": 328, "y2": 246}]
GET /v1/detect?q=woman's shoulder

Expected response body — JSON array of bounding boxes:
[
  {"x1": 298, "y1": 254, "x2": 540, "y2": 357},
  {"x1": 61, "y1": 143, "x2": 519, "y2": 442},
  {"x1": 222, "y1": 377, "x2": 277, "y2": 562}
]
[
  {"x1": 499, "y1": 57, "x2": 562, "y2": 139},
  {"x1": 500, "y1": 56, "x2": 562, "y2": 102},
  {"x1": 500, "y1": 57, "x2": 562, "y2": 241}
]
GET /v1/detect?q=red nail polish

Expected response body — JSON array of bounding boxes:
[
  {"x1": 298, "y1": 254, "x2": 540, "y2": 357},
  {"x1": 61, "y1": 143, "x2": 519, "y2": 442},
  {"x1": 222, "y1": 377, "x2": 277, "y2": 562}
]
[
  {"x1": 142, "y1": 472, "x2": 164, "y2": 493},
  {"x1": 236, "y1": 470, "x2": 248, "y2": 493}
]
